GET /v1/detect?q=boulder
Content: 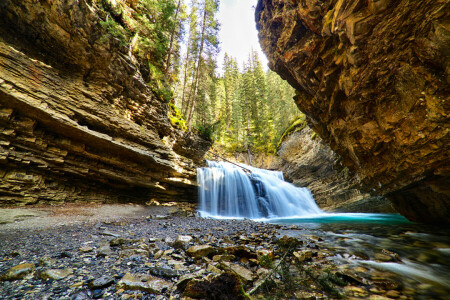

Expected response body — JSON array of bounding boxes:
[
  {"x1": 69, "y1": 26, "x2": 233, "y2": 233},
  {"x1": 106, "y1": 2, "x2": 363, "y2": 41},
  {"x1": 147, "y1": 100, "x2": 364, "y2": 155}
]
[{"x1": 186, "y1": 245, "x2": 216, "y2": 259}]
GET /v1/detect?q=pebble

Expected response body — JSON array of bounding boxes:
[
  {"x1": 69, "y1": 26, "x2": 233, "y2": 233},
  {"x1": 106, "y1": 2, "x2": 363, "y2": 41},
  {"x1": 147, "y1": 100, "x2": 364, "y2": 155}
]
[
  {"x1": 0, "y1": 206, "x2": 445, "y2": 299},
  {"x1": 38, "y1": 268, "x2": 73, "y2": 280},
  {"x1": 116, "y1": 272, "x2": 172, "y2": 293},
  {"x1": 88, "y1": 275, "x2": 115, "y2": 289},
  {"x1": 0, "y1": 263, "x2": 35, "y2": 281}
]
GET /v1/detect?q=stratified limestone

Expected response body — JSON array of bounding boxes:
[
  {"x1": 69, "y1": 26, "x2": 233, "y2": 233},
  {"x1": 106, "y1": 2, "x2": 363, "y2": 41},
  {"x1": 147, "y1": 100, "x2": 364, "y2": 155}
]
[
  {"x1": 0, "y1": 0, "x2": 210, "y2": 206},
  {"x1": 277, "y1": 124, "x2": 394, "y2": 212},
  {"x1": 256, "y1": 0, "x2": 450, "y2": 222}
]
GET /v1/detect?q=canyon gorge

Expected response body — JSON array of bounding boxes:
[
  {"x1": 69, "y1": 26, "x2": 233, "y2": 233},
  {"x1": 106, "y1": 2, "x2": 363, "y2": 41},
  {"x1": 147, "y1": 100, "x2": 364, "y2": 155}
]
[{"x1": 0, "y1": 0, "x2": 448, "y2": 223}]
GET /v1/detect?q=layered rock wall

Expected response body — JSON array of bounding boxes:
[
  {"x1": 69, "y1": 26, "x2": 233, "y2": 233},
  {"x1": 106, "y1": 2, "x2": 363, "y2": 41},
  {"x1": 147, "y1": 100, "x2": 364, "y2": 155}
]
[
  {"x1": 0, "y1": 0, "x2": 209, "y2": 205},
  {"x1": 277, "y1": 125, "x2": 394, "y2": 212},
  {"x1": 256, "y1": 0, "x2": 449, "y2": 222}
]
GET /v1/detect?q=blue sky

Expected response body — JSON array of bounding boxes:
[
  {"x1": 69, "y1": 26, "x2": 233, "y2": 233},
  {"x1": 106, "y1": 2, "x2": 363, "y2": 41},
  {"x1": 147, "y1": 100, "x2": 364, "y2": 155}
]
[{"x1": 217, "y1": 0, "x2": 268, "y2": 70}]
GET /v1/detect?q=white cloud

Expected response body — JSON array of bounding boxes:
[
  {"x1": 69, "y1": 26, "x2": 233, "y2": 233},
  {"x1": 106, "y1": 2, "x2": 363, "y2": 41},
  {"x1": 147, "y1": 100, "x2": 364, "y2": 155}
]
[{"x1": 217, "y1": 0, "x2": 268, "y2": 71}]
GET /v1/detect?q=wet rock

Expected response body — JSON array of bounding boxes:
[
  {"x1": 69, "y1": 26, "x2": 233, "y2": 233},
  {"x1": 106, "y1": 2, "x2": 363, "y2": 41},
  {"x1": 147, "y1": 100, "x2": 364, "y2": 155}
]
[
  {"x1": 176, "y1": 273, "x2": 202, "y2": 290},
  {"x1": 219, "y1": 262, "x2": 253, "y2": 283},
  {"x1": 186, "y1": 245, "x2": 216, "y2": 259},
  {"x1": 39, "y1": 268, "x2": 73, "y2": 280},
  {"x1": 88, "y1": 275, "x2": 115, "y2": 289},
  {"x1": 344, "y1": 286, "x2": 369, "y2": 297},
  {"x1": 70, "y1": 290, "x2": 90, "y2": 300},
  {"x1": 92, "y1": 289, "x2": 104, "y2": 299},
  {"x1": 116, "y1": 272, "x2": 172, "y2": 294},
  {"x1": 293, "y1": 250, "x2": 313, "y2": 262},
  {"x1": 256, "y1": 0, "x2": 450, "y2": 224},
  {"x1": 0, "y1": 263, "x2": 35, "y2": 281},
  {"x1": 183, "y1": 272, "x2": 249, "y2": 299},
  {"x1": 374, "y1": 253, "x2": 396, "y2": 262},
  {"x1": 149, "y1": 266, "x2": 182, "y2": 278},
  {"x1": 172, "y1": 235, "x2": 194, "y2": 249},
  {"x1": 385, "y1": 290, "x2": 401, "y2": 298}
]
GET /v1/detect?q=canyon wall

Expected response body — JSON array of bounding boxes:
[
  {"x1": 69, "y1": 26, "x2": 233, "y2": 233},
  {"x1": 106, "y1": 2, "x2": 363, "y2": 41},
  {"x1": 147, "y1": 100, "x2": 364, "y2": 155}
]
[
  {"x1": 277, "y1": 124, "x2": 394, "y2": 213},
  {"x1": 256, "y1": 0, "x2": 449, "y2": 222},
  {"x1": 0, "y1": 0, "x2": 209, "y2": 205}
]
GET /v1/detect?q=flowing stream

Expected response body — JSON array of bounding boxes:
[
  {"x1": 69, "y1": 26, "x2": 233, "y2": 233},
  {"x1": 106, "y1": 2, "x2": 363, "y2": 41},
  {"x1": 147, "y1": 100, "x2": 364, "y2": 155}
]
[{"x1": 197, "y1": 161, "x2": 450, "y2": 298}]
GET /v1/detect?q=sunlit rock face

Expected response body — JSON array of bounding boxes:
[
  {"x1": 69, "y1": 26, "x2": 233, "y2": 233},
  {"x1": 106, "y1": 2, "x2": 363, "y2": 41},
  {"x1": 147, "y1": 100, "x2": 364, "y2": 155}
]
[
  {"x1": 256, "y1": 0, "x2": 449, "y2": 222},
  {"x1": 0, "y1": 0, "x2": 209, "y2": 205}
]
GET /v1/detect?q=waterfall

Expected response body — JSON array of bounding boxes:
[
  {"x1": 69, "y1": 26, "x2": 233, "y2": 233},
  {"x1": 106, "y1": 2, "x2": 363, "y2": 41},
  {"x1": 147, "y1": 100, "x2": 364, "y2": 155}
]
[{"x1": 197, "y1": 161, "x2": 323, "y2": 219}]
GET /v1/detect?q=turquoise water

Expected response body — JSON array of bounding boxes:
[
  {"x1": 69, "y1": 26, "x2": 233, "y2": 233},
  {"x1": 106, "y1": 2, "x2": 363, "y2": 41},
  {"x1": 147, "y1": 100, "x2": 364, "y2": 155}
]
[
  {"x1": 270, "y1": 213, "x2": 450, "y2": 298},
  {"x1": 269, "y1": 212, "x2": 410, "y2": 225},
  {"x1": 197, "y1": 161, "x2": 450, "y2": 298}
]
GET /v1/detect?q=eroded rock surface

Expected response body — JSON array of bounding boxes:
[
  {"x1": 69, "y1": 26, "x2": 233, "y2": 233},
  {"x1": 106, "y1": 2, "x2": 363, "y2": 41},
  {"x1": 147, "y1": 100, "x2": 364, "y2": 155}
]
[
  {"x1": 0, "y1": 0, "x2": 209, "y2": 205},
  {"x1": 256, "y1": 0, "x2": 449, "y2": 222},
  {"x1": 278, "y1": 124, "x2": 394, "y2": 212}
]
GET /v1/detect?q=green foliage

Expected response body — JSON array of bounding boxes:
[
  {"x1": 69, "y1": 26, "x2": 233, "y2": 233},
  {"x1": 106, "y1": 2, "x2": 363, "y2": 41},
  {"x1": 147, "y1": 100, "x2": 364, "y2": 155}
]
[
  {"x1": 194, "y1": 120, "x2": 220, "y2": 141},
  {"x1": 276, "y1": 115, "x2": 307, "y2": 150},
  {"x1": 97, "y1": 0, "x2": 183, "y2": 104},
  {"x1": 174, "y1": 4, "x2": 300, "y2": 150},
  {"x1": 99, "y1": 17, "x2": 128, "y2": 45},
  {"x1": 258, "y1": 255, "x2": 274, "y2": 269},
  {"x1": 169, "y1": 102, "x2": 187, "y2": 131}
]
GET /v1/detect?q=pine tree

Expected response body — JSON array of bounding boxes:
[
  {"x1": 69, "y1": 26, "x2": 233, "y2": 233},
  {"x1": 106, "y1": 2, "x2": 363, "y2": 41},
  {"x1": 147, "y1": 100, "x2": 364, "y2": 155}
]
[{"x1": 185, "y1": 0, "x2": 220, "y2": 130}]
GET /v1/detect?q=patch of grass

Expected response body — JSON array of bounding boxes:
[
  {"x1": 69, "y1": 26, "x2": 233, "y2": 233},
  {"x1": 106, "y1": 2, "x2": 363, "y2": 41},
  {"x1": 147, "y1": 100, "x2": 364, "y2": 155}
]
[{"x1": 258, "y1": 255, "x2": 274, "y2": 269}]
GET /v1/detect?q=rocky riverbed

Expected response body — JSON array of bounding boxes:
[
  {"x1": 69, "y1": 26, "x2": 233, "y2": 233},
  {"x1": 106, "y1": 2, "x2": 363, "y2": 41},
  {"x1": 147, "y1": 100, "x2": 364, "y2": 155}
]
[{"x1": 0, "y1": 203, "x2": 448, "y2": 299}]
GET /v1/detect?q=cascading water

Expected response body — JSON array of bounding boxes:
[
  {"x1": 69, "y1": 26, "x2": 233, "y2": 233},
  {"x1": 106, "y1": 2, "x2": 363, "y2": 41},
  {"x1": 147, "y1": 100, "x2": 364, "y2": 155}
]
[{"x1": 197, "y1": 160, "x2": 322, "y2": 219}]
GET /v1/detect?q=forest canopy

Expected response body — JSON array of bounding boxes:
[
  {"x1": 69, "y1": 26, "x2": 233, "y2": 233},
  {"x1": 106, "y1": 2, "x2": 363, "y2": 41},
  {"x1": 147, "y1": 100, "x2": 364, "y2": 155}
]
[{"x1": 96, "y1": 0, "x2": 300, "y2": 154}]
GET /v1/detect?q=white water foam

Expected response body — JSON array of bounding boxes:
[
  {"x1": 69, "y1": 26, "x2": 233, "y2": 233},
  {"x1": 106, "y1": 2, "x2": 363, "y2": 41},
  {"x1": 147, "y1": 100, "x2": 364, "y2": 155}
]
[{"x1": 197, "y1": 160, "x2": 323, "y2": 219}]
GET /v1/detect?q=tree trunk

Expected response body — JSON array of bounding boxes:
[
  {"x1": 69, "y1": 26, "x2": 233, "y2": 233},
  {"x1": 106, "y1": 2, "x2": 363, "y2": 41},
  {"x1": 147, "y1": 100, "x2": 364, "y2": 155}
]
[
  {"x1": 181, "y1": 49, "x2": 191, "y2": 116},
  {"x1": 186, "y1": 2, "x2": 207, "y2": 130},
  {"x1": 164, "y1": 0, "x2": 182, "y2": 79}
]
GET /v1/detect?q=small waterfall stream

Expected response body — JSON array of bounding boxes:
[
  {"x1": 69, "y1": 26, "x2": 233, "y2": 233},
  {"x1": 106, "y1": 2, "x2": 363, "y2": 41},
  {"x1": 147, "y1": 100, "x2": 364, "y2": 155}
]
[
  {"x1": 196, "y1": 161, "x2": 450, "y2": 296},
  {"x1": 197, "y1": 160, "x2": 322, "y2": 219}
]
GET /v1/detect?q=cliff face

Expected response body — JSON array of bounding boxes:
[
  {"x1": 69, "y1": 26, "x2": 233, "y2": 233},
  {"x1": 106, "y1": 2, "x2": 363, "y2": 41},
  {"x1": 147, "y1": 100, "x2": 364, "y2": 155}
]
[
  {"x1": 256, "y1": 0, "x2": 450, "y2": 222},
  {"x1": 277, "y1": 125, "x2": 394, "y2": 213},
  {"x1": 0, "y1": 0, "x2": 209, "y2": 205}
]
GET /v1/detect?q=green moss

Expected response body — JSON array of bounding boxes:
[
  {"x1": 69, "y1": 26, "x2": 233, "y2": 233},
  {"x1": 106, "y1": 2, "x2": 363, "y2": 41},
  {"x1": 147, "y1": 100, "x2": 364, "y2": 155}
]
[
  {"x1": 99, "y1": 17, "x2": 128, "y2": 46},
  {"x1": 276, "y1": 115, "x2": 307, "y2": 150},
  {"x1": 169, "y1": 102, "x2": 187, "y2": 131}
]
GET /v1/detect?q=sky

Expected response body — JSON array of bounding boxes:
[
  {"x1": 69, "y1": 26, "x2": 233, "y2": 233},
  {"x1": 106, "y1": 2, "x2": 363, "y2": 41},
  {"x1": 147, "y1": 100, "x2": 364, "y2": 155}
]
[{"x1": 216, "y1": 0, "x2": 269, "y2": 71}]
